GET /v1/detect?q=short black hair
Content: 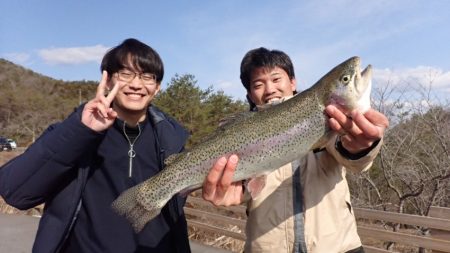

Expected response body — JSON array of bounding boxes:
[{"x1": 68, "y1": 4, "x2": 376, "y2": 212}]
[
  {"x1": 101, "y1": 38, "x2": 164, "y2": 83},
  {"x1": 240, "y1": 47, "x2": 295, "y2": 91}
]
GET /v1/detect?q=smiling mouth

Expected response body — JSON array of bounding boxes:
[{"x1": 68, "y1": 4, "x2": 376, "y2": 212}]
[
  {"x1": 125, "y1": 92, "x2": 145, "y2": 98},
  {"x1": 265, "y1": 97, "x2": 281, "y2": 104}
]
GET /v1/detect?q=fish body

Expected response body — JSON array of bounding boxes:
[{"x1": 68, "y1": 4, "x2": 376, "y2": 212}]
[{"x1": 112, "y1": 56, "x2": 373, "y2": 232}]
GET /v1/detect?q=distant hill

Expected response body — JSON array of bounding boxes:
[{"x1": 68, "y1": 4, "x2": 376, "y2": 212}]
[{"x1": 0, "y1": 58, "x2": 97, "y2": 145}]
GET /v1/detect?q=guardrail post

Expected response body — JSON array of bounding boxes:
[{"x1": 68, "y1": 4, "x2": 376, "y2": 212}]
[{"x1": 430, "y1": 206, "x2": 450, "y2": 253}]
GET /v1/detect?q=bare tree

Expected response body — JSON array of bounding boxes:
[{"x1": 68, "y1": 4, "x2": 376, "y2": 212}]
[{"x1": 348, "y1": 81, "x2": 450, "y2": 251}]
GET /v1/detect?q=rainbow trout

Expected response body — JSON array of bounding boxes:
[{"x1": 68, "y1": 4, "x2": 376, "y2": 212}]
[{"x1": 112, "y1": 56, "x2": 372, "y2": 232}]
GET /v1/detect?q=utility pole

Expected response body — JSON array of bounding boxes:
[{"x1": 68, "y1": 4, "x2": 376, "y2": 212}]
[{"x1": 79, "y1": 88, "x2": 82, "y2": 105}]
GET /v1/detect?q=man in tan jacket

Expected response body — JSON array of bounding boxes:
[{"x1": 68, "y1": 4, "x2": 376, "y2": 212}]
[{"x1": 203, "y1": 48, "x2": 389, "y2": 253}]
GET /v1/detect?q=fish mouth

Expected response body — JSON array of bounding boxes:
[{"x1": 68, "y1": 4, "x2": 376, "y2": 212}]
[
  {"x1": 357, "y1": 64, "x2": 372, "y2": 94},
  {"x1": 353, "y1": 63, "x2": 373, "y2": 113}
]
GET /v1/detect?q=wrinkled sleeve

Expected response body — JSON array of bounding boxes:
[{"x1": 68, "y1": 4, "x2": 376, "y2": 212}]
[
  {"x1": 325, "y1": 135, "x2": 383, "y2": 173},
  {"x1": 0, "y1": 108, "x2": 103, "y2": 209}
]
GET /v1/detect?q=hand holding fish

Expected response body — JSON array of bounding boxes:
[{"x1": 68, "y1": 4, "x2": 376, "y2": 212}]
[
  {"x1": 202, "y1": 154, "x2": 243, "y2": 206},
  {"x1": 81, "y1": 71, "x2": 120, "y2": 132},
  {"x1": 202, "y1": 107, "x2": 390, "y2": 207},
  {"x1": 325, "y1": 105, "x2": 389, "y2": 154}
]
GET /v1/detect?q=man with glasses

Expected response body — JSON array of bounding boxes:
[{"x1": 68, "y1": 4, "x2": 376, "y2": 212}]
[{"x1": 0, "y1": 38, "x2": 191, "y2": 252}]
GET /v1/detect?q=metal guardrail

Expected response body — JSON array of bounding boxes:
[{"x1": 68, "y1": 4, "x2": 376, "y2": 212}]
[{"x1": 186, "y1": 197, "x2": 450, "y2": 252}]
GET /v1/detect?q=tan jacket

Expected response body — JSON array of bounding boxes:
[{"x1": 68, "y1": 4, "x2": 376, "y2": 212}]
[{"x1": 244, "y1": 135, "x2": 382, "y2": 253}]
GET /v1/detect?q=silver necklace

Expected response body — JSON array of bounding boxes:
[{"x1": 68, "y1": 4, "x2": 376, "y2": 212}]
[{"x1": 123, "y1": 122, "x2": 141, "y2": 178}]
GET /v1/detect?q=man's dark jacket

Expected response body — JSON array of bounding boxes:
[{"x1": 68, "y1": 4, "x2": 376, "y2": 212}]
[{"x1": 0, "y1": 105, "x2": 190, "y2": 253}]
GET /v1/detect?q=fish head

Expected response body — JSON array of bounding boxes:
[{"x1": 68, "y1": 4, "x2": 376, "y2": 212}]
[{"x1": 320, "y1": 56, "x2": 372, "y2": 113}]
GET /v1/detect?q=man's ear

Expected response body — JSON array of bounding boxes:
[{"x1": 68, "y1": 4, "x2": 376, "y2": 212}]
[
  {"x1": 246, "y1": 92, "x2": 253, "y2": 103},
  {"x1": 246, "y1": 93, "x2": 257, "y2": 111},
  {"x1": 290, "y1": 78, "x2": 297, "y2": 93},
  {"x1": 154, "y1": 84, "x2": 161, "y2": 96}
]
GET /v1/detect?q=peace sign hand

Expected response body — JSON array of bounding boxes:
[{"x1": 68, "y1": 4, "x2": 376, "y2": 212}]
[{"x1": 81, "y1": 71, "x2": 121, "y2": 132}]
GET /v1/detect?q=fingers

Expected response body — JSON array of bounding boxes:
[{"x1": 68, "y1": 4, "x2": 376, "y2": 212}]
[
  {"x1": 203, "y1": 156, "x2": 228, "y2": 200},
  {"x1": 326, "y1": 105, "x2": 362, "y2": 136},
  {"x1": 95, "y1": 70, "x2": 121, "y2": 106},
  {"x1": 105, "y1": 77, "x2": 121, "y2": 105},
  {"x1": 361, "y1": 109, "x2": 390, "y2": 130},
  {"x1": 93, "y1": 71, "x2": 111, "y2": 118},
  {"x1": 95, "y1": 99, "x2": 109, "y2": 119},
  {"x1": 95, "y1": 71, "x2": 109, "y2": 99},
  {"x1": 350, "y1": 110, "x2": 383, "y2": 139},
  {"x1": 92, "y1": 71, "x2": 121, "y2": 118},
  {"x1": 81, "y1": 71, "x2": 119, "y2": 132},
  {"x1": 202, "y1": 155, "x2": 241, "y2": 206},
  {"x1": 326, "y1": 105, "x2": 389, "y2": 153},
  {"x1": 219, "y1": 155, "x2": 238, "y2": 187},
  {"x1": 326, "y1": 106, "x2": 387, "y2": 138}
]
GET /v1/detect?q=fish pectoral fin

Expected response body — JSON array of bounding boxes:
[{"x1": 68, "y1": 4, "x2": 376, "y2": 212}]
[
  {"x1": 246, "y1": 174, "x2": 268, "y2": 199},
  {"x1": 179, "y1": 184, "x2": 202, "y2": 198},
  {"x1": 164, "y1": 153, "x2": 181, "y2": 166}
]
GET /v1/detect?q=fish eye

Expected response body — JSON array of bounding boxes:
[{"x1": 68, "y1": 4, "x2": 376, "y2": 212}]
[{"x1": 341, "y1": 75, "x2": 351, "y2": 84}]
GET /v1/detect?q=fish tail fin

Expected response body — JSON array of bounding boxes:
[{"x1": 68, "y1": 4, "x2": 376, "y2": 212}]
[{"x1": 111, "y1": 185, "x2": 162, "y2": 233}]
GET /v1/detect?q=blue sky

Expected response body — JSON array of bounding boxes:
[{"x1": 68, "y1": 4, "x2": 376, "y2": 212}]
[{"x1": 1, "y1": 0, "x2": 450, "y2": 101}]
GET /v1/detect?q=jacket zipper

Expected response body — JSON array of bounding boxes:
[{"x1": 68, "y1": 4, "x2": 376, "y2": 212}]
[{"x1": 123, "y1": 122, "x2": 141, "y2": 178}]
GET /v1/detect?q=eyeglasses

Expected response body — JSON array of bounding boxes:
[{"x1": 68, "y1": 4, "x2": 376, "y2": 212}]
[{"x1": 116, "y1": 70, "x2": 158, "y2": 85}]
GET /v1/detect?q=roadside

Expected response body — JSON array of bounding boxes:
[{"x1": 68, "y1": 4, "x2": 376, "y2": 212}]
[
  {"x1": 0, "y1": 213, "x2": 231, "y2": 253},
  {"x1": 0, "y1": 214, "x2": 38, "y2": 253}
]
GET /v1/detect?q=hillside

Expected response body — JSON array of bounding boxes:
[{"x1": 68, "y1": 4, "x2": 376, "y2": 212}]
[{"x1": 0, "y1": 58, "x2": 97, "y2": 146}]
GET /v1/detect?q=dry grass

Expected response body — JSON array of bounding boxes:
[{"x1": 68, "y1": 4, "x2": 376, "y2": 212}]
[
  {"x1": 186, "y1": 191, "x2": 245, "y2": 252},
  {"x1": 188, "y1": 229, "x2": 244, "y2": 252}
]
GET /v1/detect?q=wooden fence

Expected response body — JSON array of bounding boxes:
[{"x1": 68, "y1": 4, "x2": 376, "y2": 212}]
[{"x1": 185, "y1": 196, "x2": 450, "y2": 253}]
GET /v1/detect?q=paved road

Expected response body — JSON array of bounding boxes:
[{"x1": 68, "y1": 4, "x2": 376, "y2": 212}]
[
  {"x1": 0, "y1": 214, "x2": 230, "y2": 253},
  {"x1": 0, "y1": 214, "x2": 38, "y2": 253}
]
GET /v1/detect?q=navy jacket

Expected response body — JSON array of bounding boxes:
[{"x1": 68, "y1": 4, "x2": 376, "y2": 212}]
[{"x1": 0, "y1": 105, "x2": 190, "y2": 253}]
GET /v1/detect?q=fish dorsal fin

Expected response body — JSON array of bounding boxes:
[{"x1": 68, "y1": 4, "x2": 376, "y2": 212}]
[
  {"x1": 195, "y1": 112, "x2": 255, "y2": 145},
  {"x1": 217, "y1": 111, "x2": 254, "y2": 129},
  {"x1": 164, "y1": 153, "x2": 181, "y2": 166}
]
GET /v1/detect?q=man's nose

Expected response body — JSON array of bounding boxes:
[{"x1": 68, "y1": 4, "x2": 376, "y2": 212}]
[
  {"x1": 128, "y1": 77, "x2": 144, "y2": 88},
  {"x1": 264, "y1": 82, "x2": 276, "y2": 94}
]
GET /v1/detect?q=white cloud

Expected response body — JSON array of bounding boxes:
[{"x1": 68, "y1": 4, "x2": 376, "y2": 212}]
[
  {"x1": 3, "y1": 53, "x2": 31, "y2": 64},
  {"x1": 373, "y1": 66, "x2": 450, "y2": 92},
  {"x1": 38, "y1": 45, "x2": 109, "y2": 65}
]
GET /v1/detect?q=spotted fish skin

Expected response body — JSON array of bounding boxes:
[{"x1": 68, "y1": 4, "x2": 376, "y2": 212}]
[{"x1": 112, "y1": 56, "x2": 372, "y2": 232}]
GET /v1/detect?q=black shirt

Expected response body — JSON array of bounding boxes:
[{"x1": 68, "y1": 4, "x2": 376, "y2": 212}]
[{"x1": 63, "y1": 118, "x2": 176, "y2": 253}]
